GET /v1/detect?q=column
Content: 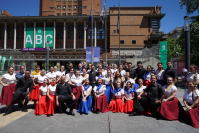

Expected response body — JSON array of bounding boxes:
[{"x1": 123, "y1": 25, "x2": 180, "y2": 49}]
[
  {"x1": 23, "y1": 21, "x2": 26, "y2": 48},
  {"x1": 4, "y1": 21, "x2": 7, "y2": 49},
  {"x1": 53, "y1": 20, "x2": 56, "y2": 49},
  {"x1": 74, "y1": 20, "x2": 76, "y2": 49},
  {"x1": 94, "y1": 19, "x2": 97, "y2": 47},
  {"x1": 33, "y1": 21, "x2": 36, "y2": 48},
  {"x1": 84, "y1": 20, "x2": 86, "y2": 49},
  {"x1": 43, "y1": 21, "x2": 46, "y2": 48},
  {"x1": 63, "y1": 20, "x2": 66, "y2": 49},
  {"x1": 14, "y1": 21, "x2": 17, "y2": 49}
]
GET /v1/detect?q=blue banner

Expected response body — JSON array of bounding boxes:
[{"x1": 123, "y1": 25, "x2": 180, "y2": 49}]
[
  {"x1": 86, "y1": 47, "x2": 92, "y2": 62},
  {"x1": 93, "y1": 47, "x2": 100, "y2": 62}
]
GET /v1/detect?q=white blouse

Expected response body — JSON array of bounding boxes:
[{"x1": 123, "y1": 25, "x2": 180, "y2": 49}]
[
  {"x1": 187, "y1": 72, "x2": 199, "y2": 82},
  {"x1": 82, "y1": 74, "x2": 89, "y2": 80},
  {"x1": 46, "y1": 72, "x2": 57, "y2": 82},
  {"x1": 163, "y1": 85, "x2": 177, "y2": 98},
  {"x1": 82, "y1": 85, "x2": 92, "y2": 96},
  {"x1": 39, "y1": 85, "x2": 48, "y2": 95},
  {"x1": 48, "y1": 85, "x2": 56, "y2": 95},
  {"x1": 71, "y1": 76, "x2": 83, "y2": 87},
  {"x1": 2, "y1": 73, "x2": 16, "y2": 84},
  {"x1": 125, "y1": 78, "x2": 135, "y2": 86},
  {"x1": 135, "y1": 86, "x2": 147, "y2": 96},
  {"x1": 93, "y1": 85, "x2": 106, "y2": 95},
  {"x1": 183, "y1": 89, "x2": 199, "y2": 105},
  {"x1": 34, "y1": 75, "x2": 47, "y2": 83},
  {"x1": 59, "y1": 71, "x2": 66, "y2": 76},
  {"x1": 156, "y1": 70, "x2": 165, "y2": 80},
  {"x1": 111, "y1": 69, "x2": 118, "y2": 74},
  {"x1": 120, "y1": 70, "x2": 126, "y2": 77},
  {"x1": 113, "y1": 89, "x2": 124, "y2": 99},
  {"x1": 95, "y1": 74, "x2": 104, "y2": 81},
  {"x1": 124, "y1": 89, "x2": 134, "y2": 99},
  {"x1": 103, "y1": 76, "x2": 113, "y2": 85},
  {"x1": 65, "y1": 73, "x2": 75, "y2": 82}
]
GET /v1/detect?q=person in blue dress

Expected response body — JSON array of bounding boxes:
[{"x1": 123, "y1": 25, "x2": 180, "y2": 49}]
[{"x1": 103, "y1": 70, "x2": 113, "y2": 104}]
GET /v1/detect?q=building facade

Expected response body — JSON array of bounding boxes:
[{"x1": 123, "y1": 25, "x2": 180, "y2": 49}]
[{"x1": 168, "y1": 27, "x2": 183, "y2": 39}]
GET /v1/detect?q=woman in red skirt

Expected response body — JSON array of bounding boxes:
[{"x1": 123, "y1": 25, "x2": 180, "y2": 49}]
[
  {"x1": 34, "y1": 78, "x2": 48, "y2": 115},
  {"x1": 30, "y1": 69, "x2": 47, "y2": 109},
  {"x1": 143, "y1": 65, "x2": 152, "y2": 87},
  {"x1": 123, "y1": 81, "x2": 134, "y2": 113},
  {"x1": 108, "y1": 82, "x2": 124, "y2": 113},
  {"x1": 183, "y1": 81, "x2": 199, "y2": 128},
  {"x1": 47, "y1": 77, "x2": 57, "y2": 116},
  {"x1": 70, "y1": 70, "x2": 83, "y2": 109},
  {"x1": 0, "y1": 67, "x2": 16, "y2": 112},
  {"x1": 157, "y1": 77, "x2": 185, "y2": 121},
  {"x1": 46, "y1": 66, "x2": 57, "y2": 85},
  {"x1": 93, "y1": 78, "x2": 108, "y2": 113}
]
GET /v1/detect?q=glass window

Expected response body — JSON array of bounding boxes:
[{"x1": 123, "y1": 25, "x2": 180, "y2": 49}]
[
  {"x1": 79, "y1": 5, "x2": 82, "y2": 8},
  {"x1": 78, "y1": 25, "x2": 84, "y2": 39},
  {"x1": 83, "y1": 5, "x2": 87, "y2": 9},
  {"x1": 68, "y1": 5, "x2": 71, "y2": 9},
  {"x1": 68, "y1": 25, "x2": 74, "y2": 39},
  {"x1": 50, "y1": 7, "x2": 54, "y2": 9},
  {"x1": 113, "y1": 30, "x2": 116, "y2": 34},
  {"x1": 63, "y1": 0, "x2": 66, "y2": 1},
  {"x1": 63, "y1": 5, "x2": 66, "y2": 9},
  {"x1": 58, "y1": 25, "x2": 63, "y2": 39},
  {"x1": 59, "y1": 45, "x2": 63, "y2": 48},
  {"x1": 57, "y1": 13, "x2": 60, "y2": 16},
  {"x1": 69, "y1": 45, "x2": 73, "y2": 49},
  {"x1": 57, "y1": 5, "x2": 61, "y2": 9},
  {"x1": 21, "y1": 26, "x2": 24, "y2": 39},
  {"x1": 62, "y1": 13, "x2": 66, "y2": 16},
  {"x1": 78, "y1": 12, "x2": 82, "y2": 15},
  {"x1": 97, "y1": 25, "x2": 105, "y2": 39},
  {"x1": 68, "y1": 13, "x2": 71, "y2": 16},
  {"x1": 120, "y1": 40, "x2": 124, "y2": 44},
  {"x1": 16, "y1": 26, "x2": 20, "y2": 39},
  {"x1": 144, "y1": 40, "x2": 148, "y2": 44},
  {"x1": 132, "y1": 40, "x2": 136, "y2": 44},
  {"x1": 7, "y1": 26, "x2": 10, "y2": 39},
  {"x1": 79, "y1": 45, "x2": 83, "y2": 48},
  {"x1": 73, "y1": 13, "x2": 77, "y2": 16},
  {"x1": 73, "y1": 5, "x2": 77, "y2": 9}
]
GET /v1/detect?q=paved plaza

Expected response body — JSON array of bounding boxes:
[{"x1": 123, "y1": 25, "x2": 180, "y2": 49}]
[{"x1": 0, "y1": 82, "x2": 199, "y2": 133}]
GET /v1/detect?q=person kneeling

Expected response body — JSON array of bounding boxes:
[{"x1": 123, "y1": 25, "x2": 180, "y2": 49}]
[
  {"x1": 56, "y1": 76, "x2": 76, "y2": 116},
  {"x1": 77, "y1": 78, "x2": 93, "y2": 115},
  {"x1": 108, "y1": 82, "x2": 124, "y2": 113}
]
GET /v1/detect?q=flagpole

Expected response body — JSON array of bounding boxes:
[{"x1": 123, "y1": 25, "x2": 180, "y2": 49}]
[
  {"x1": 119, "y1": 3, "x2": 121, "y2": 65},
  {"x1": 91, "y1": 3, "x2": 94, "y2": 64},
  {"x1": 105, "y1": 0, "x2": 107, "y2": 65}
]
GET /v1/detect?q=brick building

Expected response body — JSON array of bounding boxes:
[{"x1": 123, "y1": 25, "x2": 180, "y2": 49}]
[{"x1": 0, "y1": 1, "x2": 167, "y2": 69}]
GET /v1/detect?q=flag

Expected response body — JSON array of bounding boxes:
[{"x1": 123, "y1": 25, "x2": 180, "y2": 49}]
[
  {"x1": 100, "y1": 3, "x2": 106, "y2": 26},
  {"x1": 1, "y1": 56, "x2": 6, "y2": 70},
  {"x1": 84, "y1": 8, "x2": 92, "y2": 31},
  {"x1": 8, "y1": 55, "x2": 12, "y2": 65},
  {"x1": 117, "y1": 13, "x2": 120, "y2": 34},
  {"x1": 0, "y1": 55, "x2": 2, "y2": 62}
]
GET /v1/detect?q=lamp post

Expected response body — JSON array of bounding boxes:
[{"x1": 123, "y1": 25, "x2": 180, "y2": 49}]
[
  {"x1": 184, "y1": 16, "x2": 190, "y2": 70},
  {"x1": 46, "y1": 41, "x2": 50, "y2": 74}
]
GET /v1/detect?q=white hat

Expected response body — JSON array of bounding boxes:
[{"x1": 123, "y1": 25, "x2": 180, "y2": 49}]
[{"x1": 182, "y1": 68, "x2": 188, "y2": 72}]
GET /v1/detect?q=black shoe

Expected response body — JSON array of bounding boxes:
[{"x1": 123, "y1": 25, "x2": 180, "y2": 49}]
[
  {"x1": 96, "y1": 111, "x2": 99, "y2": 114},
  {"x1": 5, "y1": 109, "x2": 8, "y2": 113},
  {"x1": 129, "y1": 112, "x2": 137, "y2": 116},
  {"x1": 69, "y1": 111, "x2": 75, "y2": 116},
  {"x1": 21, "y1": 108, "x2": 28, "y2": 112},
  {"x1": 3, "y1": 111, "x2": 11, "y2": 116},
  {"x1": 32, "y1": 104, "x2": 36, "y2": 109}
]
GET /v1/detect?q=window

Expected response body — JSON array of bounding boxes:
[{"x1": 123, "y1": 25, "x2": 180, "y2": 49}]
[
  {"x1": 99, "y1": 45, "x2": 103, "y2": 49},
  {"x1": 78, "y1": 12, "x2": 82, "y2": 15},
  {"x1": 63, "y1": 5, "x2": 66, "y2": 9},
  {"x1": 63, "y1": 0, "x2": 66, "y2": 1},
  {"x1": 69, "y1": 45, "x2": 73, "y2": 49},
  {"x1": 144, "y1": 40, "x2": 148, "y2": 44},
  {"x1": 113, "y1": 30, "x2": 116, "y2": 34},
  {"x1": 58, "y1": 25, "x2": 63, "y2": 39},
  {"x1": 68, "y1": 13, "x2": 71, "y2": 16},
  {"x1": 50, "y1": 0, "x2": 54, "y2": 1},
  {"x1": 57, "y1": 13, "x2": 60, "y2": 16},
  {"x1": 73, "y1": 0, "x2": 77, "y2": 1},
  {"x1": 97, "y1": 25, "x2": 105, "y2": 39},
  {"x1": 68, "y1": 25, "x2": 74, "y2": 39},
  {"x1": 57, "y1": 0, "x2": 61, "y2": 1},
  {"x1": 78, "y1": 25, "x2": 84, "y2": 39},
  {"x1": 132, "y1": 40, "x2": 136, "y2": 44},
  {"x1": 79, "y1": 5, "x2": 82, "y2": 8},
  {"x1": 120, "y1": 40, "x2": 124, "y2": 44},
  {"x1": 73, "y1": 5, "x2": 77, "y2": 9},
  {"x1": 16, "y1": 26, "x2": 20, "y2": 39},
  {"x1": 59, "y1": 45, "x2": 63, "y2": 48},
  {"x1": 73, "y1": 13, "x2": 77, "y2": 16},
  {"x1": 68, "y1": 0, "x2": 71, "y2": 1},
  {"x1": 62, "y1": 13, "x2": 66, "y2": 16},
  {"x1": 57, "y1": 5, "x2": 61, "y2": 9},
  {"x1": 68, "y1": 5, "x2": 71, "y2": 9},
  {"x1": 7, "y1": 26, "x2": 10, "y2": 39},
  {"x1": 83, "y1": 5, "x2": 87, "y2": 9},
  {"x1": 79, "y1": 45, "x2": 83, "y2": 48},
  {"x1": 50, "y1": 6, "x2": 54, "y2": 9},
  {"x1": 87, "y1": 26, "x2": 94, "y2": 39}
]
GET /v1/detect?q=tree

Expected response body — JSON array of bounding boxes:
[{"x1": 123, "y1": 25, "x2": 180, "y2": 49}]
[
  {"x1": 166, "y1": 37, "x2": 182, "y2": 58},
  {"x1": 179, "y1": 0, "x2": 199, "y2": 14}
]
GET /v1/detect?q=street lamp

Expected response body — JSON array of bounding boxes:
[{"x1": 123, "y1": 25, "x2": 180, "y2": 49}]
[
  {"x1": 46, "y1": 41, "x2": 50, "y2": 74},
  {"x1": 184, "y1": 16, "x2": 190, "y2": 70}
]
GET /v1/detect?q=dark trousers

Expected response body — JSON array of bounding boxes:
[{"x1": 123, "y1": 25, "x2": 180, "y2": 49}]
[
  {"x1": 8, "y1": 90, "x2": 29, "y2": 113},
  {"x1": 90, "y1": 83, "x2": 96, "y2": 108},
  {"x1": 18, "y1": 95, "x2": 24, "y2": 109},
  {"x1": 134, "y1": 97, "x2": 160, "y2": 117},
  {"x1": 57, "y1": 94, "x2": 76, "y2": 113}
]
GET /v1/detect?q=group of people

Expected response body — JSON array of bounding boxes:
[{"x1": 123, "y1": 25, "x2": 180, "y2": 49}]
[{"x1": 0, "y1": 60, "x2": 199, "y2": 128}]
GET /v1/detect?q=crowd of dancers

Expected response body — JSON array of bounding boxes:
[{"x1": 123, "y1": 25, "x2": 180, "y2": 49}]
[{"x1": 0, "y1": 60, "x2": 199, "y2": 128}]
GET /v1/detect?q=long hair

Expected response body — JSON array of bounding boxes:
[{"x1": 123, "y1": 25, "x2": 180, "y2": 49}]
[
  {"x1": 166, "y1": 77, "x2": 174, "y2": 92},
  {"x1": 187, "y1": 81, "x2": 198, "y2": 101},
  {"x1": 157, "y1": 62, "x2": 164, "y2": 71},
  {"x1": 190, "y1": 64, "x2": 198, "y2": 80}
]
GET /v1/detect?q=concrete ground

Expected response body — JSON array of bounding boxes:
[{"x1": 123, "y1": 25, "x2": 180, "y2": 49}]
[{"x1": 0, "y1": 81, "x2": 199, "y2": 133}]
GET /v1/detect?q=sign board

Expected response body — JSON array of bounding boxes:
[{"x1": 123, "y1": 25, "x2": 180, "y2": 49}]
[
  {"x1": 22, "y1": 48, "x2": 47, "y2": 51},
  {"x1": 86, "y1": 47, "x2": 92, "y2": 62},
  {"x1": 86, "y1": 47, "x2": 100, "y2": 63}
]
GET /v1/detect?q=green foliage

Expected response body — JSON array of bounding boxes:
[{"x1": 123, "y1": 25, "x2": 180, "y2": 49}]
[
  {"x1": 166, "y1": 37, "x2": 182, "y2": 58},
  {"x1": 179, "y1": 0, "x2": 199, "y2": 14}
]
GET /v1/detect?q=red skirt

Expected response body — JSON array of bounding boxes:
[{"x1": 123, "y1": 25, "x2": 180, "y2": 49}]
[
  {"x1": 186, "y1": 104, "x2": 199, "y2": 128},
  {"x1": 34, "y1": 95, "x2": 47, "y2": 115},
  {"x1": 108, "y1": 98, "x2": 124, "y2": 113},
  {"x1": 94, "y1": 94, "x2": 108, "y2": 113},
  {"x1": 157, "y1": 97, "x2": 185, "y2": 121},
  {"x1": 0, "y1": 84, "x2": 15, "y2": 105},
  {"x1": 144, "y1": 80, "x2": 151, "y2": 87},
  {"x1": 72, "y1": 86, "x2": 82, "y2": 109},
  {"x1": 47, "y1": 95, "x2": 57, "y2": 115},
  {"x1": 123, "y1": 99, "x2": 134, "y2": 113},
  {"x1": 30, "y1": 82, "x2": 44, "y2": 102}
]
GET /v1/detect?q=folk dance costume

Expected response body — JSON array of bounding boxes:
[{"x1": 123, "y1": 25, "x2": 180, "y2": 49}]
[
  {"x1": 0, "y1": 73, "x2": 16, "y2": 105},
  {"x1": 123, "y1": 88, "x2": 134, "y2": 113},
  {"x1": 120, "y1": 70, "x2": 126, "y2": 77},
  {"x1": 30, "y1": 75, "x2": 47, "y2": 102},
  {"x1": 183, "y1": 89, "x2": 199, "y2": 128},
  {"x1": 93, "y1": 84, "x2": 108, "y2": 113},
  {"x1": 103, "y1": 76, "x2": 113, "y2": 103},
  {"x1": 65, "y1": 73, "x2": 75, "y2": 82},
  {"x1": 47, "y1": 85, "x2": 57, "y2": 115},
  {"x1": 77, "y1": 85, "x2": 93, "y2": 114},
  {"x1": 125, "y1": 78, "x2": 135, "y2": 88},
  {"x1": 46, "y1": 72, "x2": 57, "y2": 85},
  {"x1": 34, "y1": 86, "x2": 48, "y2": 115},
  {"x1": 71, "y1": 76, "x2": 83, "y2": 109},
  {"x1": 156, "y1": 70, "x2": 165, "y2": 86},
  {"x1": 143, "y1": 71, "x2": 151, "y2": 87},
  {"x1": 82, "y1": 74, "x2": 89, "y2": 81},
  {"x1": 157, "y1": 85, "x2": 185, "y2": 121},
  {"x1": 95, "y1": 74, "x2": 104, "y2": 82},
  {"x1": 108, "y1": 88, "x2": 124, "y2": 113},
  {"x1": 187, "y1": 72, "x2": 199, "y2": 89}
]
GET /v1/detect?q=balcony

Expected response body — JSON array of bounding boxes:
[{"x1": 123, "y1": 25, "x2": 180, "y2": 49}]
[{"x1": 148, "y1": 32, "x2": 168, "y2": 40}]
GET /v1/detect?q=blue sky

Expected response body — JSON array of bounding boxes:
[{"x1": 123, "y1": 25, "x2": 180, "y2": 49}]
[{"x1": 0, "y1": 0, "x2": 198, "y2": 33}]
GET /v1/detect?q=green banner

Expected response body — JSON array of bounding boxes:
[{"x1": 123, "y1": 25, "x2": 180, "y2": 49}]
[
  {"x1": 8, "y1": 55, "x2": 12, "y2": 65},
  {"x1": 0, "y1": 55, "x2": 2, "y2": 62},
  {"x1": 46, "y1": 27, "x2": 54, "y2": 48},
  {"x1": 35, "y1": 27, "x2": 44, "y2": 48},
  {"x1": 26, "y1": 27, "x2": 34, "y2": 48},
  {"x1": 1, "y1": 56, "x2": 6, "y2": 70},
  {"x1": 160, "y1": 41, "x2": 168, "y2": 69}
]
